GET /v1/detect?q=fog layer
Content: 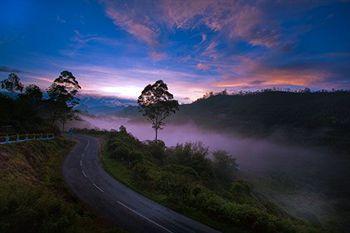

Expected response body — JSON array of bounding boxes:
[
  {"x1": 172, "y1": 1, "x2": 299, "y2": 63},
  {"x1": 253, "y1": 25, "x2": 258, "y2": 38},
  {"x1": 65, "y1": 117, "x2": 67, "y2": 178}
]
[{"x1": 76, "y1": 115, "x2": 350, "y2": 228}]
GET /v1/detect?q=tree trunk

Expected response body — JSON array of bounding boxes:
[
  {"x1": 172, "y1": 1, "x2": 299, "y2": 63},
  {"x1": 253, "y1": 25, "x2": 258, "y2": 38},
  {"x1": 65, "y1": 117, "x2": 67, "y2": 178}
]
[
  {"x1": 155, "y1": 127, "x2": 158, "y2": 141},
  {"x1": 62, "y1": 122, "x2": 65, "y2": 132}
]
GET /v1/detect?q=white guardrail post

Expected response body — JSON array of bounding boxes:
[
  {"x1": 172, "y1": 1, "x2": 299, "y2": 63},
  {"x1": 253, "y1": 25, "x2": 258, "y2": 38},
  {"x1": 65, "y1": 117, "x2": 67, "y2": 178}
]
[{"x1": 0, "y1": 133, "x2": 55, "y2": 145}]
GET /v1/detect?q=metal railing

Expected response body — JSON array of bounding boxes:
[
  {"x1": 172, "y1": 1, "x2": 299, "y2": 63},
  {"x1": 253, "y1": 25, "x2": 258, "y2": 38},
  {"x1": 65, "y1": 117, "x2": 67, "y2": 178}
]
[{"x1": 0, "y1": 133, "x2": 55, "y2": 145}]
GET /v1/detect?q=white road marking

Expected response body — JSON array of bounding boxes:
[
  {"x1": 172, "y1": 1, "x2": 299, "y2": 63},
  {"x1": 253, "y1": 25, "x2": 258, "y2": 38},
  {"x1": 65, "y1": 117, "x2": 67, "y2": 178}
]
[
  {"x1": 117, "y1": 201, "x2": 173, "y2": 233},
  {"x1": 82, "y1": 169, "x2": 87, "y2": 178},
  {"x1": 93, "y1": 183, "x2": 105, "y2": 192},
  {"x1": 85, "y1": 139, "x2": 90, "y2": 152}
]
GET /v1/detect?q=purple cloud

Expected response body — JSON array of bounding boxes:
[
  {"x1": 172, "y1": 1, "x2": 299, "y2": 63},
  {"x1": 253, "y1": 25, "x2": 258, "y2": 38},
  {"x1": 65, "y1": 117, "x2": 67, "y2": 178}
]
[{"x1": 100, "y1": 0, "x2": 282, "y2": 48}]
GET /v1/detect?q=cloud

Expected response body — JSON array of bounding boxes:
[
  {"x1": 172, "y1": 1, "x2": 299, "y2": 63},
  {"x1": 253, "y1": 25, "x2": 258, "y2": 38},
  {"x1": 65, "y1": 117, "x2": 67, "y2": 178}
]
[
  {"x1": 0, "y1": 66, "x2": 24, "y2": 73},
  {"x1": 0, "y1": 66, "x2": 41, "y2": 77},
  {"x1": 72, "y1": 30, "x2": 119, "y2": 47},
  {"x1": 161, "y1": 0, "x2": 214, "y2": 29},
  {"x1": 214, "y1": 70, "x2": 327, "y2": 89},
  {"x1": 149, "y1": 51, "x2": 168, "y2": 61},
  {"x1": 161, "y1": 0, "x2": 280, "y2": 48},
  {"x1": 196, "y1": 63, "x2": 211, "y2": 71},
  {"x1": 99, "y1": 0, "x2": 282, "y2": 49},
  {"x1": 61, "y1": 30, "x2": 119, "y2": 56},
  {"x1": 100, "y1": 0, "x2": 159, "y2": 46},
  {"x1": 56, "y1": 15, "x2": 66, "y2": 24},
  {"x1": 207, "y1": 51, "x2": 350, "y2": 90},
  {"x1": 202, "y1": 41, "x2": 219, "y2": 59},
  {"x1": 212, "y1": 55, "x2": 333, "y2": 89},
  {"x1": 201, "y1": 33, "x2": 207, "y2": 43},
  {"x1": 30, "y1": 76, "x2": 54, "y2": 86}
]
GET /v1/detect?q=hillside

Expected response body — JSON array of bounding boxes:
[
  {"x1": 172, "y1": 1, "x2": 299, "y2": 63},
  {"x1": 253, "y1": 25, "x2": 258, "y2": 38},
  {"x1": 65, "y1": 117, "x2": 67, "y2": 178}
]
[
  {"x1": 0, "y1": 138, "x2": 124, "y2": 233},
  {"x1": 116, "y1": 90, "x2": 350, "y2": 153},
  {"x1": 77, "y1": 95, "x2": 136, "y2": 115},
  {"x1": 178, "y1": 90, "x2": 350, "y2": 152}
]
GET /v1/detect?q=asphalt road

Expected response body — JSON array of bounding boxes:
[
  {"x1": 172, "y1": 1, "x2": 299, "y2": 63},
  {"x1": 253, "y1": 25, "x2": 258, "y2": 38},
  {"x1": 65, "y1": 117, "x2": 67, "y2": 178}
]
[{"x1": 62, "y1": 134, "x2": 221, "y2": 233}]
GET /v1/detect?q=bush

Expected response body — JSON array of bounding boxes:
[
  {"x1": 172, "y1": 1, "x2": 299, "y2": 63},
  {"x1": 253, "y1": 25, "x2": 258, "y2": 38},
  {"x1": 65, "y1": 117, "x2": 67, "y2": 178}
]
[
  {"x1": 144, "y1": 140, "x2": 166, "y2": 162},
  {"x1": 212, "y1": 150, "x2": 238, "y2": 185},
  {"x1": 110, "y1": 143, "x2": 132, "y2": 160},
  {"x1": 230, "y1": 180, "x2": 251, "y2": 196},
  {"x1": 168, "y1": 142, "x2": 215, "y2": 184}
]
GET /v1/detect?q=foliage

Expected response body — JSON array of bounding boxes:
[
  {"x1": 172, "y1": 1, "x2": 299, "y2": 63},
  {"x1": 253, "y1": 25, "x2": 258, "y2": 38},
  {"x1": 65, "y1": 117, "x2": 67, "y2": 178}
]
[
  {"x1": 0, "y1": 73, "x2": 24, "y2": 93},
  {"x1": 138, "y1": 80, "x2": 179, "y2": 141},
  {"x1": 47, "y1": 71, "x2": 81, "y2": 131},
  {"x1": 47, "y1": 71, "x2": 80, "y2": 104},
  {"x1": 0, "y1": 93, "x2": 52, "y2": 134},
  {"x1": 212, "y1": 150, "x2": 238, "y2": 185},
  {"x1": 0, "y1": 71, "x2": 81, "y2": 134},
  {"x1": 22, "y1": 84, "x2": 43, "y2": 104},
  {"x1": 97, "y1": 128, "x2": 324, "y2": 233}
]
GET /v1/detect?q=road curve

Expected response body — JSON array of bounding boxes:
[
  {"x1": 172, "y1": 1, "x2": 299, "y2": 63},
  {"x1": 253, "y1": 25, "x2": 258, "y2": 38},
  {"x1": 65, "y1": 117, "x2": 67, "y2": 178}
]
[{"x1": 62, "y1": 134, "x2": 221, "y2": 233}]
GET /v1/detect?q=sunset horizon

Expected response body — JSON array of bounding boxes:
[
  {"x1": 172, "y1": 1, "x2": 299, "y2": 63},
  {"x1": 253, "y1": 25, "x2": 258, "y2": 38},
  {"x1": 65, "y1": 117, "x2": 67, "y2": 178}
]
[{"x1": 1, "y1": 0, "x2": 349, "y2": 102}]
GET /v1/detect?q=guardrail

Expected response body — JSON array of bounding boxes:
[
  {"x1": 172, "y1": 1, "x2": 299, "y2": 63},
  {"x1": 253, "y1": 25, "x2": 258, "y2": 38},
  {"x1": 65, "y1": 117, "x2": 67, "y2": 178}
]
[{"x1": 0, "y1": 133, "x2": 55, "y2": 145}]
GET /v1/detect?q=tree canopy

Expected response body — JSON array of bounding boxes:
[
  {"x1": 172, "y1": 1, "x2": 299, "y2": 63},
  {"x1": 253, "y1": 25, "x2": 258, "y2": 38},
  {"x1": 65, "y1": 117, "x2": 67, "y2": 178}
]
[
  {"x1": 0, "y1": 73, "x2": 24, "y2": 93},
  {"x1": 47, "y1": 71, "x2": 81, "y2": 131},
  {"x1": 48, "y1": 71, "x2": 81, "y2": 104},
  {"x1": 138, "y1": 80, "x2": 179, "y2": 141},
  {"x1": 0, "y1": 70, "x2": 81, "y2": 134},
  {"x1": 22, "y1": 84, "x2": 43, "y2": 103}
]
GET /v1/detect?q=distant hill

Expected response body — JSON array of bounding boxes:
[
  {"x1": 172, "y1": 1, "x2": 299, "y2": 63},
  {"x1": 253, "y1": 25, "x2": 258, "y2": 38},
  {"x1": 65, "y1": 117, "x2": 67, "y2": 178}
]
[
  {"x1": 179, "y1": 90, "x2": 350, "y2": 129},
  {"x1": 0, "y1": 90, "x2": 19, "y2": 99},
  {"x1": 76, "y1": 95, "x2": 137, "y2": 115},
  {"x1": 0, "y1": 91, "x2": 137, "y2": 116},
  {"x1": 117, "y1": 90, "x2": 350, "y2": 153}
]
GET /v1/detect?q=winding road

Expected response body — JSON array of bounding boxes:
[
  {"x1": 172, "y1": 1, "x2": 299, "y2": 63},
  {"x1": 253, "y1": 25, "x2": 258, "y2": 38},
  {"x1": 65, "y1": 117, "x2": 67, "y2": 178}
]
[{"x1": 62, "y1": 134, "x2": 221, "y2": 233}]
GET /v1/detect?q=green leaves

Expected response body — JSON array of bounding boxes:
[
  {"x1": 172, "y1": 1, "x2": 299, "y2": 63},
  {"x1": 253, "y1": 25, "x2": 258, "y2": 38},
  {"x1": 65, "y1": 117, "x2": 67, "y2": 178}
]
[{"x1": 138, "y1": 80, "x2": 179, "y2": 140}]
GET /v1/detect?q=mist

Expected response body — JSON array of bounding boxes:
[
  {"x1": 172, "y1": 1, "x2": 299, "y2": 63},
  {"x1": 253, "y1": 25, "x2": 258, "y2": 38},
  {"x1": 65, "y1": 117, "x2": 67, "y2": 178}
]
[{"x1": 75, "y1": 115, "x2": 350, "y2": 227}]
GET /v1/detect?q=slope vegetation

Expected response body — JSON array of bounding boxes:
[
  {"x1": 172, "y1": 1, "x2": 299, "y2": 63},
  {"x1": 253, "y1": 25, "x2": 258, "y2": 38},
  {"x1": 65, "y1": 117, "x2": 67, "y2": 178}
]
[{"x1": 0, "y1": 138, "x2": 124, "y2": 233}]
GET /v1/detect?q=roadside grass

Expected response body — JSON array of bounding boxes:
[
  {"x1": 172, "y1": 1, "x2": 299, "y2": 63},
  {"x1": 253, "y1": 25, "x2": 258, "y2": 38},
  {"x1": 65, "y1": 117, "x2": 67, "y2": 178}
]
[{"x1": 0, "y1": 138, "x2": 126, "y2": 233}]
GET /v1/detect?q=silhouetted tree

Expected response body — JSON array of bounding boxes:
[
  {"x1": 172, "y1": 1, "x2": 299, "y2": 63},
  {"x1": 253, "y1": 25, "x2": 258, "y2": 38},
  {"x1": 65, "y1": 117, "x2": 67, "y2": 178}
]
[
  {"x1": 0, "y1": 73, "x2": 24, "y2": 93},
  {"x1": 203, "y1": 91, "x2": 214, "y2": 99},
  {"x1": 138, "y1": 80, "x2": 179, "y2": 141},
  {"x1": 47, "y1": 71, "x2": 81, "y2": 131},
  {"x1": 22, "y1": 84, "x2": 43, "y2": 104},
  {"x1": 119, "y1": 125, "x2": 127, "y2": 133}
]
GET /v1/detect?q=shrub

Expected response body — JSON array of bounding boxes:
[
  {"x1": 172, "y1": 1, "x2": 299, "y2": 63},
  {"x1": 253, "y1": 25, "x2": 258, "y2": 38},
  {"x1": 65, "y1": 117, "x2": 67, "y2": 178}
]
[
  {"x1": 163, "y1": 164, "x2": 199, "y2": 180},
  {"x1": 144, "y1": 140, "x2": 166, "y2": 162},
  {"x1": 110, "y1": 143, "x2": 132, "y2": 161},
  {"x1": 168, "y1": 142, "x2": 215, "y2": 184},
  {"x1": 230, "y1": 180, "x2": 251, "y2": 196},
  {"x1": 212, "y1": 150, "x2": 238, "y2": 185}
]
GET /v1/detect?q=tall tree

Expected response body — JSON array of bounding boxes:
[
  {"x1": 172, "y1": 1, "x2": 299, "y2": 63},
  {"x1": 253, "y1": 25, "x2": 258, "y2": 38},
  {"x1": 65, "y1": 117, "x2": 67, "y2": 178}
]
[
  {"x1": 0, "y1": 73, "x2": 24, "y2": 93},
  {"x1": 138, "y1": 80, "x2": 179, "y2": 141},
  {"x1": 22, "y1": 84, "x2": 43, "y2": 104},
  {"x1": 47, "y1": 71, "x2": 81, "y2": 131}
]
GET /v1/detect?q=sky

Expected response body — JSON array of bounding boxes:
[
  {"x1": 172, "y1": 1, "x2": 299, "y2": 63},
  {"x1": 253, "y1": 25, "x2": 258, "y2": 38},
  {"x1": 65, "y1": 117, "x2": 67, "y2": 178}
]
[{"x1": 0, "y1": 0, "x2": 349, "y2": 102}]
